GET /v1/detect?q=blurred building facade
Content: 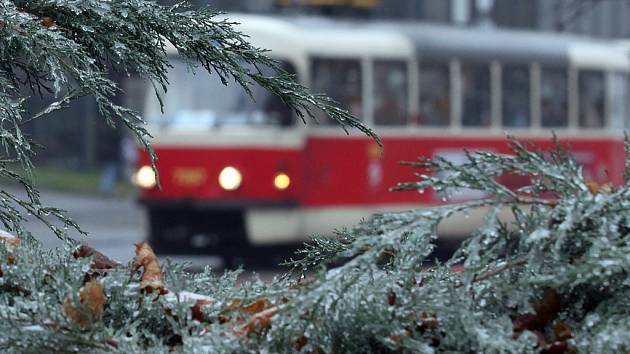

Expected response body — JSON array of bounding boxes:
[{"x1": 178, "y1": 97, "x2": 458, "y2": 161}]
[
  {"x1": 27, "y1": 0, "x2": 630, "y2": 169},
  {"x1": 200, "y1": 0, "x2": 630, "y2": 37}
]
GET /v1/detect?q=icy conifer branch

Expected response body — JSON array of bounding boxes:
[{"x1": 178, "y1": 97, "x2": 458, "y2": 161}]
[
  {"x1": 1, "y1": 0, "x2": 629, "y2": 351},
  {"x1": 2, "y1": 136, "x2": 630, "y2": 352}
]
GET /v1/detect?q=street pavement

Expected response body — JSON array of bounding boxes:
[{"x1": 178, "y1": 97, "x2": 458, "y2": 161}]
[
  {"x1": 3, "y1": 185, "x2": 291, "y2": 273},
  {"x1": 0, "y1": 185, "x2": 460, "y2": 280},
  {"x1": 10, "y1": 186, "x2": 146, "y2": 263}
]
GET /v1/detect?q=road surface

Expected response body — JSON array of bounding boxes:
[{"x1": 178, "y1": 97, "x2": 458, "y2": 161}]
[
  {"x1": 4, "y1": 186, "x2": 226, "y2": 269},
  {"x1": 3, "y1": 185, "x2": 462, "y2": 274},
  {"x1": 5, "y1": 186, "x2": 303, "y2": 272}
]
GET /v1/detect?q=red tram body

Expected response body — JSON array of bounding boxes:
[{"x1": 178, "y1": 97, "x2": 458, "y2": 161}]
[{"x1": 133, "y1": 14, "x2": 630, "y2": 254}]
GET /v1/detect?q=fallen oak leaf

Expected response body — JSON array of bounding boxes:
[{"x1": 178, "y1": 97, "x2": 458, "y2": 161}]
[
  {"x1": 387, "y1": 290, "x2": 397, "y2": 306},
  {"x1": 513, "y1": 288, "x2": 562, "y2": 343},
  {"x1": 0, "y1": 229, "x2": 20, "y2": 264},
  {"x1": 224, "y1": 298, "x2": 242, "y2": 311},
  {"x1": 73, "y1": 244, "x2": 120, "y2": 270},
  {"x1": 416, "y1": 312, "x2": 440, "y2": 333},
  {"x1": 241, "y1": 298, "x2": 272, "y2": 314},
  {"x1": 553, "y1": 320, "x2": 573, "y2": 341},
  {"x1": 0, "y1": 229, "x2": 20, "y2": 251},
  {"x1": 586, "y1": 180, "x2": 612, "y2": 195},
  {"x1": 294, "y1": 335, "x2": 308, "y2": 351},
  {"x1": 235, "y1": 306, "x2": 279, "y2": 336},
  {"x1": 215, "y1": 298, "x2": 242, "y2": 324},
  {"x1": 133, "y1": 241, "x2": 166, "y2": 294},
  {"x1": 104, "y1": 338, "x2": 119, "y2": 349},
  {"x1": 40, "y1": 16, "x2": 57, "y2": 29},
  {"x1": 73, "y1": 244, "x2": 121, "y2": 284},
  {"x1": 191, "y1": 299, "x2": 212, "y2": 322},
  {"x1": 63, "y1": 279, "x2": 105, "y2": 329}
]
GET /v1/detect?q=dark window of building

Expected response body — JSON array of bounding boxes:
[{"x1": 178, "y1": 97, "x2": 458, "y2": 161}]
[
  {"x1": 502, "y1": 65, "x2": 530, "y2": 127},
  {"x1": 491, "y1": 0, "x2": 537, "y2": 29}
]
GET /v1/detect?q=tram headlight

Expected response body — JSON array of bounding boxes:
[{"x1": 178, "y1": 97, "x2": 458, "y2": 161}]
[
  {"x1": 133, "y1": 165, "x2": 157, "y2": 189},
  {"x1": 273, "y1": 173, "x2": 290, "y2": 190},
  {"x1": 218, "y1": 166, "x2": 242, "y2": 191}
]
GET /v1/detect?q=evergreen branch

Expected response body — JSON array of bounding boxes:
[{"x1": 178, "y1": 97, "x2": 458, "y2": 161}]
[
  {"x1": 22, "y1": 89, "x2": 83, "y2": 124},
  {"x1": 468, "y1": 255, "x2": 529, "y2": 285}
]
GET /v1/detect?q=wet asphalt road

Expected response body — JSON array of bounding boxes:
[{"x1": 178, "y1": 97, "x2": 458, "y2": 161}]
[
  {"x1": 14, "y1": 186, "x2": 147, "y2": 263},
  {"x1": 6, "y1": 186, "x2": 293, "y2": 272},
  {"x1": 3, "y1": 185, "x2": 461, "y2": 274}
]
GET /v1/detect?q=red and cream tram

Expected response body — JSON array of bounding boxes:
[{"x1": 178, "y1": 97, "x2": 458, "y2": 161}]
[{"x1": 133, "y1": 14, "x2": 630, "y2": 254}]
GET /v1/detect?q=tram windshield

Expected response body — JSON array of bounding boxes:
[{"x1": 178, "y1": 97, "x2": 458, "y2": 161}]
[{"x1": 144, "y1": 60, "x2": 295, "y2": 128}]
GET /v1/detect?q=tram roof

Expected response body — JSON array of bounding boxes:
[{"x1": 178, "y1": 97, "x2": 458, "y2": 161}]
[
  {"x1": 381, "y1": 23, "x2": 571, "y2": 64},
  {"x1": 164, "y1": 14, "x2": 630, "y2": 70},
  {"x1": 283, "y1": 15, "x2": 627, "y2": 68}
]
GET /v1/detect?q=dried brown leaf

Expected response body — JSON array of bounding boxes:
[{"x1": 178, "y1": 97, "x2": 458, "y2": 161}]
[
  {"x1": 0, "y1": 230, "x2": 20, "y2": 253},
  {"x1": 513, "y1": 288, "x2": 562, "y2": 342},
  {"x1": 73, "y1": 244, "x2": 121, "y2": 284},
  {"x1": 416, "y1": 312, "x2": 440, "y2": 332},
  {"x1": 586, "y1": 181, "x2": 612, "y2": 194},
  {"x1": 63, "y1": 279, "x2": 105, "y2": 329},
  {"x1": 191, "y1": 299, "x2": 212, "y2": 322},
  {"x1": 388, "y1": 291, "x2": 397, "y2": 306},
  {"x1": 73, "y1": 244, "x2": 120, "y2": 270},
  {"x1": 241, "y1": 298, "x2": 272, "y2": 315},
  {"x1": 294, "y1": 335, "x2": 308, "y2": 351},
  {"x1": 40, "y1": 16, "x2": 57, "y2": 29},
  {"x1": 235, "y1": 306, "x2": 278, "y2": 336},
  {"x1": 553, "y1": 320, "x2": 573, "y2": 341},
  {"x1": 133, "y1": 241, "x2": 165, "y2": 293},
  {"x1": 1, "y1": 230, "x2": 20, "y2": 265}
]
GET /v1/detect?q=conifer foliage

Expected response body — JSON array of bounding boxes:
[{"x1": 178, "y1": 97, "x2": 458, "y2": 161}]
[
  {"x1": 1, "y1": 1, "x2": 629, "y2": 353},
  {"x1": 2, "y1": 137, "x2": 630, "y2": 353}
]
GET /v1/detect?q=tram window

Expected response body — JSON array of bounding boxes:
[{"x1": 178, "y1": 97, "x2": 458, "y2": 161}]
[
  {"x1": 609, "y1": 73, "x2": 628, "y2": 130},
  {"x1": 419, "y1": 62, "x2": 450, "y2": 126},
  {"x1": 144, "y1": 59, "x2": 297, "y2": 128},
  {"x1": 541, "y1": 67, "x2": 568, "y2": 127},
  {"x1": 264, "y1": 62, "x2": 298, "y2": 127},
  {"x1": 579, "y1": 70, "x2": 605, "y2": 128},
  {"x1": 502, "y1": 65, "x2": 530, "y2": 127},
  {"x1": 311, "y1": 58, "x2": 362, "y2": 123},
  {"x1": 461, "y1": 63, "x2": 491, "y2": 127},
  {"x1": 373, "y1": 61, "x2": 408, "y2": 126}
]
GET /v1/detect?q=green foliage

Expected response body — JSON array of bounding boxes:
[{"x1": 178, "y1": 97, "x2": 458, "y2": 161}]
[{"x1": 1, "y1": 138, "x2": 629, "y2": 353}]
